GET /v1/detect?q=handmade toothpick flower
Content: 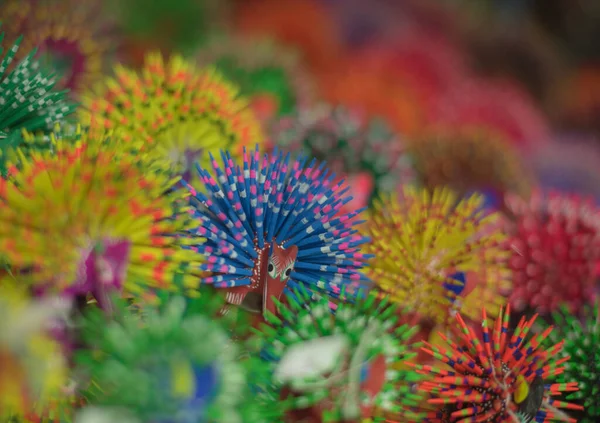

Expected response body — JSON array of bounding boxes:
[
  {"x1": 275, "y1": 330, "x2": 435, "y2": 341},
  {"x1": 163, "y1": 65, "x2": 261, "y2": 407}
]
[
  {"x1": 364, "y1": 186, "x2": 511, "y2": 327},
  {"x1": 4, "y1": 0, "x2": 113, "y2": 95},
  {"x1": 546, "y1": 301, "x2": 600, "y2": 423},
  {"x1": 414, "y1": 306, "x2": 584, "y2": 423},
  {"x1": 408, "y1": 128, "x2": 531, "y2": 199},
  {"x1": 272, "y1": 104, "x2": 415, "y2": 208},
  {"x1": 0, "y1": 29, "x2": 76, "y2": 174},
  {"x1": 197, "y1": 35, "x2": 316, "y2": 120},
  {"x1": 0, "y1": 278, "x2": 69, "y2": 421},
  {"x1": 181, "y1": 146, "x2": 371, "y2": 316},
  {"x1": 0, "y1": 130, "x2": 202, "y2": 307},
  {"x1": 76, "y1": 294, "x2": 279, "y2": 423},
  {"x1": 81, "y1": 52, "x2": 263, "y2": 184},
  {"x1": 253, "y1": 287, "x2": 424, "y2": 423},
  {"x1": 505, "y1": 191, "x2": 600, "y2": 314}
]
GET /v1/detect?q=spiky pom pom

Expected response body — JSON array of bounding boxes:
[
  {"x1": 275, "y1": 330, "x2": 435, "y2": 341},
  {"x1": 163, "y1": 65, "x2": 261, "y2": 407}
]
[
  {"x1": 197, "y1": 35, "x2": 315, "y2": 120},
  {"x1": 181, "y1": 146, "x2": 371, "y2": 316},
  {"x1": 0, "y1": 278, "x2": 69, "y2": 420},
  {"x1": 505, "y1": 191, "x2": 600, "y2": 314},
  {"x1": 0, "y1": 31, "x2": 76, "y2": 171},
  {"x1": 5, "y1": 0, "x2": 113, "y2": 94},
  {"x1": 272, "y1": 104, "x2": 415, "y2": 207},
  {"x1": 253, "y1": 287, "x2": 423, "y2": 422},
  {"x1": 0, "y1": 131, "x2": 202, "y2": 305},
  {"x1": 415, "y1": 307, "x2": 583, "y2": 423},
  {"x1": 364, "y1": 186, "x2": 511, "y2": 325},
  {"x1": 546, "y1": 302, "x2": 600, "y2": 422},
  {"x1": 81, "y1": 52, "x2": 263, "y2": 184},
  {"x1": 76, "y1": 294, "x2": 276, "y2": 423},
  {"x1": 408, "y1": 128, "x2": 531, "y2": 198}
]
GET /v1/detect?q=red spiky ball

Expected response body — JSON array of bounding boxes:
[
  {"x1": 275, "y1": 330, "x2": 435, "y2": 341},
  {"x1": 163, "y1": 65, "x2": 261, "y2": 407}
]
[
  {"x1": 505, "y1": 191, "x2": 600, "y2": 314},
  {"x1": 412, "y1": 306, "x2": 583, "y2": 423}
]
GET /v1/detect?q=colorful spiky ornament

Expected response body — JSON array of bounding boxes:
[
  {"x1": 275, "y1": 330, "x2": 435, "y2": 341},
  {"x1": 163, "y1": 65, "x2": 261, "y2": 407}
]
[
  {"x1": 5, "y1": 0, "x2": 113, "y2": 95},
  {"x1": 76, "y1": 294, "x2": 279, "y2": 423},
  {"x1": 0, "y1": 278, "x2": 69, "y2": 420},
  {"x1": 253, "y1": 287, "x2": 424, "y2": 423},
  {"x1": 81, "y1": 52, "x2": 263, "y2": 184},
  {"x1": 408, "y1": 127, "x2": 531, "y2": 199},
  {"x1": 363, "y1": 186, "x2": 511, "y2": 327},
  {"x1": 0, "y1": 130, "x2": 202, "y2": 306},
  {"x1": 505, "y1": 191, "x2": 600, "y2": 314},
  {"x1": 197, "y1": 35, "x2": 315, "y2": 121},
  {"x1": 415, "y1": 306, "x2": 584, "y2": 423},
  {"x1": 181, "y1": 146, "x2": 371, "y2": 316},
  {"x1": 0, "y1": 30, "x2": 76, "y2": 174},
  {"x1": 546, "y1": 302, "x2": 600, "y2": 423},
  {"x1": 272, "y1": 104, "x2": 415, "y2": 207}
]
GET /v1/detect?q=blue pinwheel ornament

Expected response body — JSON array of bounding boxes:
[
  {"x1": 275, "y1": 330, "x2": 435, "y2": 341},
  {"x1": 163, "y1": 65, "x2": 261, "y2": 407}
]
[{"x1": 181, "y1": 146, "x2": 372, "y2": 316}]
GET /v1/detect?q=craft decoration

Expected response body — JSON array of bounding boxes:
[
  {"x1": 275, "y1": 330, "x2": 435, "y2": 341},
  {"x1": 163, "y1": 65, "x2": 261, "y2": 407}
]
[
  {"x1": 363, "y1": 186, "x2": 511, "y2": 327},
  {"x1": 0, "y1": 129, "x2": 202, "y2": 306},
  {"x1": 253, "y1": 287, "x2": 424, "y2": 422},
  {"x1": 5, "y1": 0, "x2": 113, "y2": 95},
  {"x1": 81, "y1": 52, "x2": 263, "y2": 185},
  {"x1": 0, "y1": 29, "x2": 76, "y2": 175},
  {"x1": 76, "y1": 295, "x2": 279, "y2": 423},
  {"x1": 181, "y1": 146, "x2": 371, "y2": 316},
  {"x1": 413, "y1": 306, "x2": 584, "y2": 423},
  {"x1": 197, "y1": 35, "x2": 315, "y2": 121},
  {"x1": 272, "y1": 104, "x2": 415, "y2": 208},
  {"x1": 546, "y1": 301, "x2": 600, "y2": 423},
  {"x1": 0, "y1": 279, "x2": 69, "y2": 420},
  {"x1": 505, "y1": 191, "x2": 600, "y2": 314},
  {"x1": 408, "y1": 127, "x2": 531, "y2": 199}
]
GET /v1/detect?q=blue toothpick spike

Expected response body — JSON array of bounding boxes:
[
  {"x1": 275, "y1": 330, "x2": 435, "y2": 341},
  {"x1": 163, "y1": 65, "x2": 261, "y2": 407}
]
[{"x1": 181, "y1": 145, "x2": 372, "y2": 300}]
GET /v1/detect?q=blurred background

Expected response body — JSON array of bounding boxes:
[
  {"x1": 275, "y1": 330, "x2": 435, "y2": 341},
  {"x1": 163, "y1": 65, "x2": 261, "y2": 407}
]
[{"x1": 3, "y1": 0, "x2": 599, "y2": 198}]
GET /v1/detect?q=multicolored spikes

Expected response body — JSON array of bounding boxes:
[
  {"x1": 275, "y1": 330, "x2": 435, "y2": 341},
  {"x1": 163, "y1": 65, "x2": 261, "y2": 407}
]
[
  {"x1": 253, "y1": 287, "x2": 424, "y2": 422},
  {"x1": 80, "y1": 52, "x2": 263, "y2": 184},
  {"x1": 415, "y1": 306, "x2": 584, "y2": 423},
  {"x1": 181, "y1": 146, "x2": 372, "y2": 316}
]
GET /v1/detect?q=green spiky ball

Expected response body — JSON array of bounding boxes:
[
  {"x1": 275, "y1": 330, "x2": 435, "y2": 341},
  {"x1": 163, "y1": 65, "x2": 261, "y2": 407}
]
[
  {"x1": 252, "y1": 288, "x2": 426, "y2": 422},
  {"x1": 76, "y1": 292, "x2": 279, "y2": 423},
  {"x1": 0, "y1": 31, "x2": 76, "y2": 175},
  {"x1": 548, "y1": 301, "x2": 600, "y2": 423}
]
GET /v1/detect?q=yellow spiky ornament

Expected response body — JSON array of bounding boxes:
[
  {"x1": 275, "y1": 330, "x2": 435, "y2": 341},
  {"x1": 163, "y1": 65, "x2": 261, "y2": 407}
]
[
  {"x1": 0, "y1": 128, "x2": 203, "y2": 304},
  {"x1": 0, "y1": 278, "x2": 68, "y2": 420},
  {"x1": 80, "y1": 52, "x2": 264, "y2": 185},
  {"x1": 363, "y1": 186, "x2": 511, "y2": 327}
]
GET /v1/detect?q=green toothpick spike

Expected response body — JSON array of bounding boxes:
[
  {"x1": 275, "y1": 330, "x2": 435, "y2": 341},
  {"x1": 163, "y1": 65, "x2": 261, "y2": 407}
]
[
  {"x1": 250, "y1": 287, "x2": 426, "y2": 422},
  {"x1": 0, "y1": 28, "x2": 77, "y2": 176},
  {"x1": 545, "y1": 301, "x2": 600, "y2": 423}
]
